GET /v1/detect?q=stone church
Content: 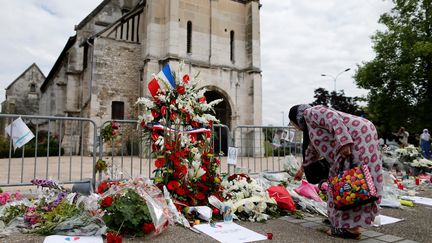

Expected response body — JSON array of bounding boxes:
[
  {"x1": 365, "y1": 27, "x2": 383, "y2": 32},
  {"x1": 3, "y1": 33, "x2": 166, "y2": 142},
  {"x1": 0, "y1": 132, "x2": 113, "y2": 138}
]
[{"x1": 5, "y1": 0, "x2": 262, "y2": 154}]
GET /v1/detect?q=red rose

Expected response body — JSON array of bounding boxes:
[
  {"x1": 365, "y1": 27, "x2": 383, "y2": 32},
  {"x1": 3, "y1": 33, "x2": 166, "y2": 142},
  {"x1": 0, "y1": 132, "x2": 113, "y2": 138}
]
[
  {"x1": 177, "y1": 86, "x2": 186, "y2": 94},
  {"x1": 106, "y1": 232, "x2": 122, "y2": 243},
  {"x1": 101, "y1": 196, "x2": 113, "y2": 207},
  {"x1": 167, "y1": 181, "x2": 180, "y2": 191},
  {"x1": 151, "y1": 110, "x2": 159, "y2": 118},
  {"x1": 170, "y1": 99, "x2": 176, "y2": 105},
  {"x1": 176, "y1": 187, "x2": 186, "y2": 196},
  {"x1": 196, "y1": 192, "x2": 205, "y2": 201},
  {"x1": 111, "y1": 122, "x2": 119, "y2": 130},
  {"x1": 183, "y1": 74, "x2": 190, "y2": 83},
  {"x1": 142, "y1": 223, "x2": 155, "y2": 234},
  {"x1": 140, "y1": 120, "x2": 146, "y2": 128},
  {"x1": 185, "y1": 114, "x2": 191, "y2": 123},
  {"x1": 199, "y1": 96, "x2": 206, "y2": 103},
  {"x1": 161, "y1": 106, "x2": 167, "y2": 116}
]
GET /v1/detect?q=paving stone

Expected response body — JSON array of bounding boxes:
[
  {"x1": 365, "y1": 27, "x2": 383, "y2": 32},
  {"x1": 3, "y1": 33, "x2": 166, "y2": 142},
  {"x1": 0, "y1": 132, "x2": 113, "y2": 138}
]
[
  {"x1": 396, "y1": 240, "x2": 419, "y2": 243},
  {"x1": 359, "y1": 239, "x2": 386, "y2": 243},
  {"x1": 303, "y1": 216, "x2": 321, "y2": 221},
  {"x1": 363, "y1": 230, "x2": 385, "y2": 238},
  {"x1": 281, "y1": 217, "x2": 307, "y2": 223},
  {"x1": 300, "y1": 221, "x2": 320, "y2": 229},
  {"x1": 375, "y1": 234, "x2": 404, "y2": 242}
]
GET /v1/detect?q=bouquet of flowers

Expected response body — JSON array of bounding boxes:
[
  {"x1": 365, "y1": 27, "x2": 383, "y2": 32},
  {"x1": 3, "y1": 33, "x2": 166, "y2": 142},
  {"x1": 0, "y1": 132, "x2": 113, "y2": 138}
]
[
  {"x1": 97, "y1": 178, "x2": 170, "y2": 237},
  {"x1": 395, "y1": 145, "x2": 422, "y2": 163},
  {"x1": 411, "y1": 158, "x2": 432, "y2": 168},
  {"x1": 221, "y1": 174, "x2": 278, "y2": 222},
  {"x1": 136, "y1": 64, "x2": 224, "y2": 207}
]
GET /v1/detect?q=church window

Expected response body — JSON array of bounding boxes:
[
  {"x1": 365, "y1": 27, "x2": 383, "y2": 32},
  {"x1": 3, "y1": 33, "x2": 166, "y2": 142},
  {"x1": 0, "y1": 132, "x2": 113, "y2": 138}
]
[
  {"x1": 30, "y1": 84, "x2": 36, "y2": 92},
  {"x1": 187, "y1": 21, "x2": 192, "y2": 54},
  {"x1": 112, "y1": 101, "x2": 124, "y2": 120},
  {"x1": 230, "y1": 30, "x2": 235, "y2": 62}
]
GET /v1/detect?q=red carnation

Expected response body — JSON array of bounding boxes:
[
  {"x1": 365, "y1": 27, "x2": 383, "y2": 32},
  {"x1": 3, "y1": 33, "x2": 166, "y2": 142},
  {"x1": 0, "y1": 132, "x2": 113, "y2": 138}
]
[
  {"x1": 183, "y1": 74, "x2": 190, "y2": 83},
  {"x1": 199, "y1": 96, "x2": 206, "y2": 103},
  {"x1": 196, "y1": 192, "x2": 206, "y2": 201},
  {"x1": 191, "y1": 121, "x2": 199, "y2": 128},
  {"x1": 176, "y1": 187, "x2": 186, "y2": 196},
  {"x1": 179, "y1": 165, "x2": 188, "y2": 175},
  {"x1": 167, "y1": 181, "x2": 180, "y2": 191},
  {"x1": 185, "y1": 114, "x2": 191, "y2": 123},
  {"x1": 151, "y1": 109, "x2": 159, "y2": 118},
  {"x1": 151, "y1": 132, "x2": 159, "y2": 141},
  {"x1": 212, "y1": 207, "x2": 220, "y2": 215},
  {"x1": 142, "y1": 223, "x2": 155, "y2": 234},
  {"x1": 155, "y1": 157, "x2": 165, "y2": 168},
  {"x1": 140, "y1": 120, "x2": 146, "y2": 128},
  {"x1": 170, "y1": 99, "x2": 176, "y2": 105},
  {"x1": 101, "y1": 196, "x2": 113, "y2": 207},
  {"x1": 177, "y1": 86, "x2": 186, "y2": 94},
  {"x1": 97, "y1": 181, "x2": 109, "y2": 194},
  {"x1": 161, "y1": 106, "x2": 167, "y2": 116},
  {"x1": 170, "y1": 112, "x2": 178, "y2": 121}
]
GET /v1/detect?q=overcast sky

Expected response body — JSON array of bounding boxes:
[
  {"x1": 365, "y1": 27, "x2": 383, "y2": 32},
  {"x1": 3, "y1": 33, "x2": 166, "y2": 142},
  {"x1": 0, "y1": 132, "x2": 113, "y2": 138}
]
[{"x1": 0, "y1": 0, "x2": 394, "y2": 125}]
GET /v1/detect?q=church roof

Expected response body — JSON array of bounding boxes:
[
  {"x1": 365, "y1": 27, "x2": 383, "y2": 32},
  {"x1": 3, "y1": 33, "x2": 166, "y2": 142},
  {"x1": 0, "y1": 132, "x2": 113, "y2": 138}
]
[
  {"x1": 40, "y1": 35, "x2": 77, "y2": 92},
  {"x1": 6, "y1": 63, "x2": 45, "y2": 90},
  {"x1": 75, "y1": 0, "x2": 111, "y2": 30}
]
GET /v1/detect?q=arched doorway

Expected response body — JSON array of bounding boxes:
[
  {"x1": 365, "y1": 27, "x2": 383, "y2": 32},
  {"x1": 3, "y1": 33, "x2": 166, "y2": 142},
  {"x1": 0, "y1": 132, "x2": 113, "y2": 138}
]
[{"x1": 204, "y1": 89, "x2": 232, "y2": 155}]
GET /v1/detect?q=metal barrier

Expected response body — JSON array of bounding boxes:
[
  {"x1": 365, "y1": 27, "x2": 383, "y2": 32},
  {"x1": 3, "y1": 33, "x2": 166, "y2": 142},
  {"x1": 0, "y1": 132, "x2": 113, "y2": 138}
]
[
  {"x1": 0, "y1": 114, "x2": 97, "y2": 188},
  {"x1": 96, "y1": 121, "x2": 231, "y2": 180},
  {"x1": 0, "y1": 113, "x2": 302, "y2": 188},
  {"x1": 232, "y1": 125, "x2": 302, "y2": 174}
]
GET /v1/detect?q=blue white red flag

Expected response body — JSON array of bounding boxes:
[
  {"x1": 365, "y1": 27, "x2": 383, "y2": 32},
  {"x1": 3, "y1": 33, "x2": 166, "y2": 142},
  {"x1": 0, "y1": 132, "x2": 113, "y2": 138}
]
[{"x1": 148, "y1": 64, "x2": 176, "y2": 97}]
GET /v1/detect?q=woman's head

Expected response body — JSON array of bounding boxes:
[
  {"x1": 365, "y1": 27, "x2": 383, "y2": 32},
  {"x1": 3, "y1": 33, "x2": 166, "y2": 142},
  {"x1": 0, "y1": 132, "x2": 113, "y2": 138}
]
[
  {"x1": 424, "y1": 129, "x2": 429, "y2": 133},
  {"x1": 288, "y1": 104, "x2": 311, "y2": 130}
]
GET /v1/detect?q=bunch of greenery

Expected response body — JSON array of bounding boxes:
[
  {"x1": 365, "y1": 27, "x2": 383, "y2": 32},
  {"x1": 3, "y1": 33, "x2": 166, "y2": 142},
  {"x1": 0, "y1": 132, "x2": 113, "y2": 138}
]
[{"x1": 101, "y1": 188, "x2": 153, "y2": 236}]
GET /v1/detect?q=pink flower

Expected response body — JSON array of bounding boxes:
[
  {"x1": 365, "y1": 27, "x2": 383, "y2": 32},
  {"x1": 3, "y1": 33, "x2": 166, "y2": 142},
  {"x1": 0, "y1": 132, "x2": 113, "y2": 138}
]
[{"x1": 14, "y1": 191, "x2": 23, "y2": 200}]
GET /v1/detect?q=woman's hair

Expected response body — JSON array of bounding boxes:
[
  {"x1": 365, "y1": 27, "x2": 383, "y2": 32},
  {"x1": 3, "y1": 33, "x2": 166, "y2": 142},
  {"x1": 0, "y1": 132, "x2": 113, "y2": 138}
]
[{"x1": 289, "y1": 105, "x2": 311, "y2": 162}]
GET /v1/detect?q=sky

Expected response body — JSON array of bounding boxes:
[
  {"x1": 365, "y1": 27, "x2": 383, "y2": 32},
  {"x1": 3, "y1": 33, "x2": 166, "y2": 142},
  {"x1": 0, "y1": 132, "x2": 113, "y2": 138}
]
[{"x1": 0, "y1": 0, "x2": 394, "y2": 126}]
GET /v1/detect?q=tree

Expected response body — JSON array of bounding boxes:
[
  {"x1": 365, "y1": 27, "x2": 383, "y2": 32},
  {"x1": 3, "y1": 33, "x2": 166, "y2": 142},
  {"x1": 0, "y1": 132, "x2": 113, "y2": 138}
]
[
  {"x1": 355, "y1": 0, "x2": 432, "y2": 136},
  {"x1": 311, "y1": 88, "x2": 362, "y2": 115}
]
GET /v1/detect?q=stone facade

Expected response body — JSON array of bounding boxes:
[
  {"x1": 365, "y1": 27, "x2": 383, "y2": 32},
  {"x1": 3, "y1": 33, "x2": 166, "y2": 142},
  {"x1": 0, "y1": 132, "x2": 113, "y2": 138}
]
[
  {"x1": 0, "y1": 63, "x2": 45, "y2": 137},
  {"x1": 10, "y1": 0, "x2": 262, "y2": 154}
]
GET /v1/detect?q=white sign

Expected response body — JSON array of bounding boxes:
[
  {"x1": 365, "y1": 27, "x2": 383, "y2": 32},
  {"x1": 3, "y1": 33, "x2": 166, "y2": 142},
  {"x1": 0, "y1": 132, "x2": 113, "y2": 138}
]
[
  {"x1": 4, "y1": 117, "x2": 34, "y2": 151},
  {"x1": 402, "y1": 196, "x2": 432, "y2": 206},
  {"x1": 373, "y1": 215, "x2": 403, "y2": 227},
  {"x1": 228, "y1": 147, "x2": 238, "y2": 165},
  {"x1": 193, "y1": 222, "x2": 267, "y2": 243},
  {"x1": 43, "y1": 235, "x2": 103, "y2": 243}
]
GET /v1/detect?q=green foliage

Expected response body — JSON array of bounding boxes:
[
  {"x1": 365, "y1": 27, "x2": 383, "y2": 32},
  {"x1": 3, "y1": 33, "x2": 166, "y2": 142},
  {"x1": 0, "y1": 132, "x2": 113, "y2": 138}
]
[
  {"x1": 311, "y1": 88, "x2": 362, "y2": 115},
  {"x1": 354, "y1": 0, "x2": 432, "y2": 135},
  {"x1": 1, "y1": 204, "x2": 27, "y2": 224},
  {"x1": 102, "y1": 189, "x2": 151, "y2": 236},
  {"x1": 32, "y1": 200, "x2": 81, "y2": 235}
]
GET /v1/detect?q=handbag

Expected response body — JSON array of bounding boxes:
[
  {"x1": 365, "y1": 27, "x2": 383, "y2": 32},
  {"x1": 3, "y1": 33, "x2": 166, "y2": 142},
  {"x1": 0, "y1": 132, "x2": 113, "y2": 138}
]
[
  {"x1": 329, "y1": 156, "x2": 378, "y2": 210},
  {"x1": 303, "y1": 158, "x2": 330, "y2": 184}
]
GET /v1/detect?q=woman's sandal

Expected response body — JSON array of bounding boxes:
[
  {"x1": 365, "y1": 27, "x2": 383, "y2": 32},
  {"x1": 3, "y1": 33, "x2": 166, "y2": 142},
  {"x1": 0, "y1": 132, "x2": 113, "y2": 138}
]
[{"x1": 326, "y1": 227, "x2": 361, "y2": 240}]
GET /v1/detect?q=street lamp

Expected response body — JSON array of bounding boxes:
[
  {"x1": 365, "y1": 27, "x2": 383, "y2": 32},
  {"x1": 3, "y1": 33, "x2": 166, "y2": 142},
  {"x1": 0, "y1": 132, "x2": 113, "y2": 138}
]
[{"x1": 321, "y1": 68, "x2": 351, "y2": 92}]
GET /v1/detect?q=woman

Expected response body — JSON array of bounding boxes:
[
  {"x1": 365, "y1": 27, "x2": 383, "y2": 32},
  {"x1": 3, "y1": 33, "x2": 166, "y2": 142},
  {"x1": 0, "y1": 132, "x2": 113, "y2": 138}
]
[
  {"x1": 420, "y1": 129, "x2": 430, "y2": 159},
  {"x1": 395, "y1": 127, "x2": 409, "y2": 148},
  {"x1": 289, "y1": 104, "x2": 383, "y2": 239}
]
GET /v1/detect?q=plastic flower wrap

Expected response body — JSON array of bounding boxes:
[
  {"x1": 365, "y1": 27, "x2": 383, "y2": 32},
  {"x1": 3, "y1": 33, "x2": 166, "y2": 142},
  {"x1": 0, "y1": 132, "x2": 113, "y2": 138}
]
[
  {"x1": 136, "y1": 63, "x2": 223, "y2": 207},
  {"x1": 97, "y1": 178, "x2": 170, "y2": 236},
  {"x1": 220, "y1": 174, "x2": 277, "y2": 222}
]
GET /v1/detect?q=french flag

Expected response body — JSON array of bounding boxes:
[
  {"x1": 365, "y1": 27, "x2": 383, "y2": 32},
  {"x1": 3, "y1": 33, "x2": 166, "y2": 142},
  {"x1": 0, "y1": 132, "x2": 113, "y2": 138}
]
[{"x1": 148, "y1": 64, "x2": 176, "y2": 97}]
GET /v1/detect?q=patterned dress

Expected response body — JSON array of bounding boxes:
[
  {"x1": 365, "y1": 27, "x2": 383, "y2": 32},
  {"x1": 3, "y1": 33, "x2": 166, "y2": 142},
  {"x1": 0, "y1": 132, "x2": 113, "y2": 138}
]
[{"x1": 303, "y1": 105, "x2": 383, "y2": 229}]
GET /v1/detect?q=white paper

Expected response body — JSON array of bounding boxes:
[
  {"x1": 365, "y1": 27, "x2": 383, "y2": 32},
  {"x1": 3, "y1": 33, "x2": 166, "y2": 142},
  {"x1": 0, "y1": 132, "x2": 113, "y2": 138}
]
[
  {"x1": 282, "y1": 129, "x2": 295, "y2": 142},
  {"x1": 373, "y1": 215, "x2": 403, "y2": 227},
  {"x1": 402, "y1": 196, "x2": 432, "y2": 206},
  {"x1": 228, "y1": 147, "x2": 238, "y2": 165},
  {"x1": 193, "y1": 222, "x2": 267, "y2": 243},
  {"x1": 4, "y1": 117, "x2": 35, "y2": 151},
  {"x1": 43, "y1": 235, "x2": 103, "y2": 243}
]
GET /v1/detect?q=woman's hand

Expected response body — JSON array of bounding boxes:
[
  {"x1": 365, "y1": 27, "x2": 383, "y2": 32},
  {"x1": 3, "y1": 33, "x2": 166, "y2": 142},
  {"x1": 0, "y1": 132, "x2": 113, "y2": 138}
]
[
  {"x1": 294, "y1": 166, "x2": 304, "y2": 181},
  {"x1": 339, "y1": 144, "x2": 352, "y2": 158}
]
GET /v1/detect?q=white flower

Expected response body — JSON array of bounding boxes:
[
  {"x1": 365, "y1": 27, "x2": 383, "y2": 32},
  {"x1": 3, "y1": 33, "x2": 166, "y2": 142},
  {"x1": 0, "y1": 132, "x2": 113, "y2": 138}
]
[{"x1": 136, "y1": 97, "x2": 155, "y2": 109}]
